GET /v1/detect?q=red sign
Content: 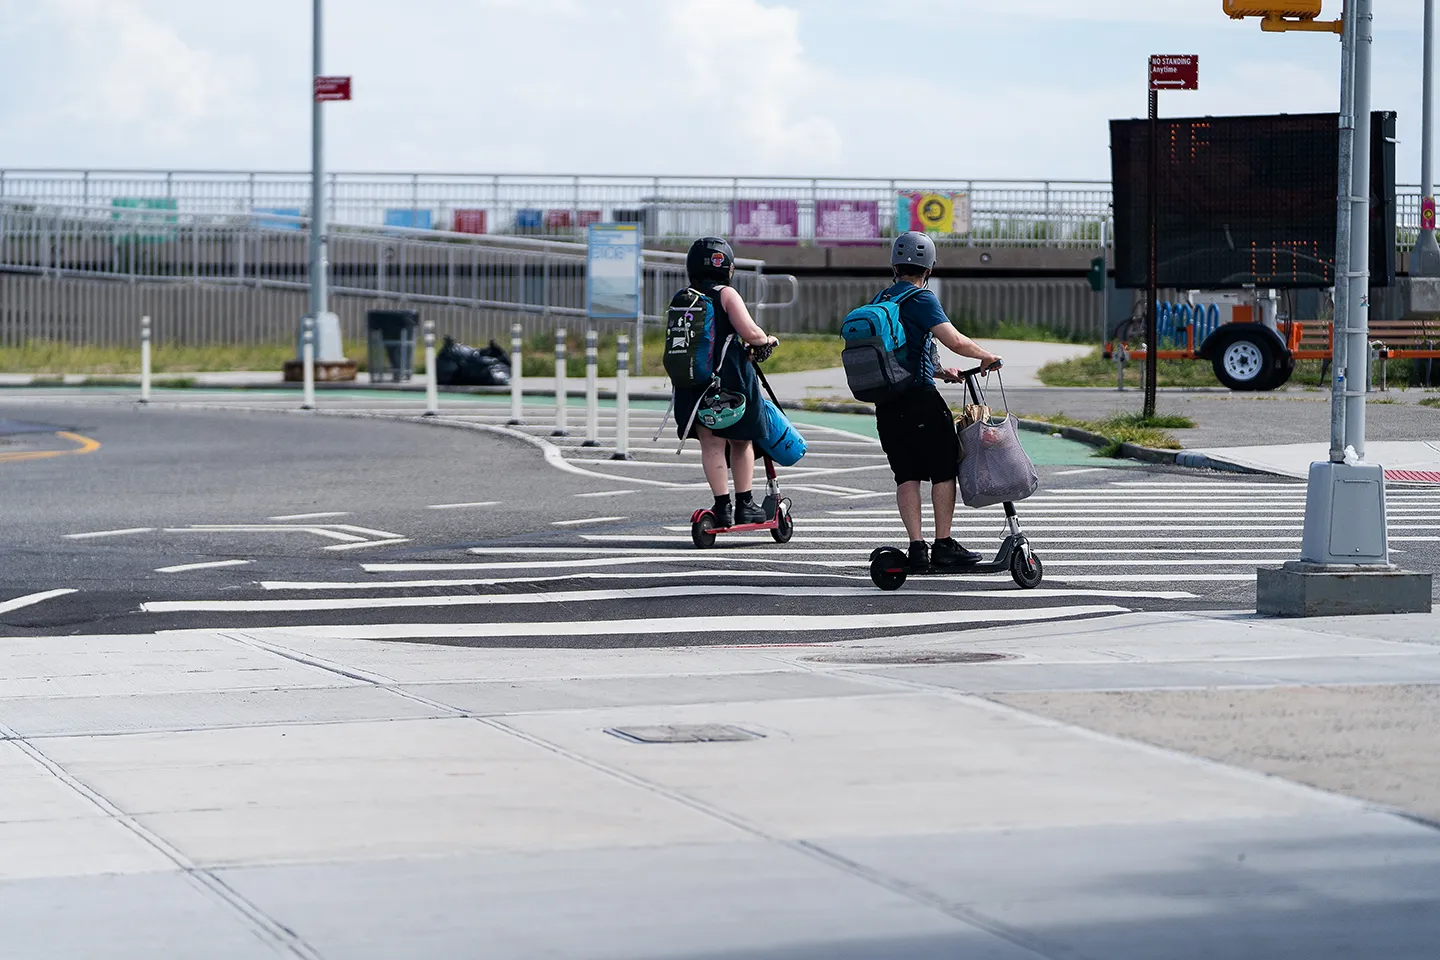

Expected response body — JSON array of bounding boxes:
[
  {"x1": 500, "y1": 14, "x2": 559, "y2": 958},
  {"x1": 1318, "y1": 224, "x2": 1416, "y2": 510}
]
[
  {"x1": 1424, "y1": 197, "x2": 1437, "y2": 232},
  {"x1": 452, "y1": 209, "x2": 487, "y2": 235},
  {"x1": 314, "y1": 76, "x2": 352, "y2": 101},
  {"x1": 1149, "y1": 55, "x2": 1199, "y2": 91}
]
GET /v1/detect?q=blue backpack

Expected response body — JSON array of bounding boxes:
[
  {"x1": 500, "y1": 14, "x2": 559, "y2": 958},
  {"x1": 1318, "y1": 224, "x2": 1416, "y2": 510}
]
[
  {"x1": 840, "y1": 285, "x2": 924, "y2": 403},
  {"x1": 663, "y1": 288, "x2": 718, "y2": 388}
]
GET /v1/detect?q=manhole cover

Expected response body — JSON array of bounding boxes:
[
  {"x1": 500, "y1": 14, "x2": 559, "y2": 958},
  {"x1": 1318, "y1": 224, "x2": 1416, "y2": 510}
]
[
  {"x1": 804, "y1": 651, "x2": 1014, "y2": 666},
  {"x1": 606, "y1": 724, "x2": 762, "y2": 744}
]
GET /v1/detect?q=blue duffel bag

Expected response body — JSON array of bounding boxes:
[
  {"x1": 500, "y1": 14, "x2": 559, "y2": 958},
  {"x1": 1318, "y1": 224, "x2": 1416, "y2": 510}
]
[{"x1": 754, "y1": 398, "x2": 807, "y2": 466}]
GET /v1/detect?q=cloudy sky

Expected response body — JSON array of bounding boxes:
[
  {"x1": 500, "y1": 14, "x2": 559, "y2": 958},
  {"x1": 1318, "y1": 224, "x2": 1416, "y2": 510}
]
[{"x1": 0, "y1": 0, "x2": 1430, "y2": 182}]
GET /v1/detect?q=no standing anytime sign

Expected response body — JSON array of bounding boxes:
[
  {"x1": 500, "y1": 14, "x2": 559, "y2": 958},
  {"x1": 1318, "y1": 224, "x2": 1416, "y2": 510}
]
[{"x1": 1150, "y1": 55, "x2": 1199, "y2": 91}]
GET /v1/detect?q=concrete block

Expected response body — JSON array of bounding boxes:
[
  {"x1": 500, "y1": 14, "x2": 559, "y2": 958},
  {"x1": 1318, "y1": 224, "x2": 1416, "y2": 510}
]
[
  {"x1": 1404, "y1": 276, "x2": 1440, "y2": 319},
  {"x1": 1257, "y1": 561, "x2": 1432, "y2": 617}
]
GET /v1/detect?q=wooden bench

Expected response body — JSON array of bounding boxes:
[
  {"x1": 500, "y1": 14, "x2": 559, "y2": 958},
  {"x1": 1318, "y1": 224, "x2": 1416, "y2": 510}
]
[{"x1": 1368, "y1": 319, "x2": 1440, "y2": 388}]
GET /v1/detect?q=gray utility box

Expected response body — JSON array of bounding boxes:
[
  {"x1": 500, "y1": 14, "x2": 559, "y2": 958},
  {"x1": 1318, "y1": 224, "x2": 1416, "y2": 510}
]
[
  {"x1": 367, "y1": 310, "x2": 418, "y2": 383},
  {"x1": 1300, "y1": 461, "x2": 1388, "y2": 565}
]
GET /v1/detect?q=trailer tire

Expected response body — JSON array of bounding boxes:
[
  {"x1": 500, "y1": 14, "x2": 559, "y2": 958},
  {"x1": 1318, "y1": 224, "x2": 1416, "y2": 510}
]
[{"x1": 1212, "y1": 332, "x2": 1278, "y2": 391}]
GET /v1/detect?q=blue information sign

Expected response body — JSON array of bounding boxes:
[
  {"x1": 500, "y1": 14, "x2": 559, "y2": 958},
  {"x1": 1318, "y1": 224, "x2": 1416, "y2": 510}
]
[{"x1": 586, "y1": 223, "x2": 643, "y2": 319}]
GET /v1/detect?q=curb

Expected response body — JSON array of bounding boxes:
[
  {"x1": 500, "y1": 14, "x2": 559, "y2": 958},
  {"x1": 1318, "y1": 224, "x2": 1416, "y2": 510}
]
[{"x1": 1013, "y1": 418, "x2": 1273, "y2": 476}]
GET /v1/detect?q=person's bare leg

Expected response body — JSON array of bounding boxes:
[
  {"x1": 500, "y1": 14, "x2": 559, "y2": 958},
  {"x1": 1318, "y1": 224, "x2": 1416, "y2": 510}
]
[
  {"x1": 896, "y1": 481, "x2": 924, "y2": 542},
  {"x1": 729, "y1": 440, "x2": 756, "y2": 495},
  {"x1": 698, "y1": 428, "x2": 729, "y2": 496},
  {"x1": 932, "y1": 479, "x2": 957, "y2": 540}
]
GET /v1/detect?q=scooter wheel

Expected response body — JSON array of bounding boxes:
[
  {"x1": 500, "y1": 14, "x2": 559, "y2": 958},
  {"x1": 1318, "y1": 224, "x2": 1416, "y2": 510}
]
[
  {"x1": 771, "y1": 503, "x2": 794, "y2": 544},
  {"x1": 870, "y1": 550, "x2": 908, "y2": 591},
  {"x1": 692, "y1": 514, "x2": 718, "y2": 549},
  {"x1": 1011, "y1": 550, "x2": 1043, "y2": 589}
]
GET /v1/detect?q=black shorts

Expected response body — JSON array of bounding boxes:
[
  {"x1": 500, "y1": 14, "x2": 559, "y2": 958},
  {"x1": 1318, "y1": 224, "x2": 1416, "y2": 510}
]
[{"x1": 876, "y1": 387, "x2": 959, "y2": 485}]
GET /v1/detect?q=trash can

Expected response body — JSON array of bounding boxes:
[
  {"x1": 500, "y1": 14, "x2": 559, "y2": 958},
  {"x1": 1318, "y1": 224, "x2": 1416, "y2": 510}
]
[{"x1": 366, "y1": 310, "x2": 418, "y2": 383}]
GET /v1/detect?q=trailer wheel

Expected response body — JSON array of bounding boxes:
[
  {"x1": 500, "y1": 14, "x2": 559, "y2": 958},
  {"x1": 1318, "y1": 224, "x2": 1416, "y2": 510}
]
[{"x1": 1212, "y1": 333, "x2": 1277, "y2": 391}]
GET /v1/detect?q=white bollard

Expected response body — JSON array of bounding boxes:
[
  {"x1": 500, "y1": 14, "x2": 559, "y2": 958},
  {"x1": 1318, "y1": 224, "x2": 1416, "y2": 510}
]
[
  {"x1": 508, "y1": 322, "x2": 523, "y2": 425},
  {"x1": 423, "y1": 319, "x2": 439, "y2": 417},
  {"x1": 582, "y1": 328, "x2": 599, "y2": 447},
  {"x1": 611, "y1": 334, "x2": 634, "y2": 461},
  {"x1": 139, "y1": 315, "x2": 152, "y2": 404},
  {"x1": 552, "y1": 326, "x2": 569, "y2": 437},
  {"x1": 301, "y1": 316, "x2": 316, "y2": 410}
]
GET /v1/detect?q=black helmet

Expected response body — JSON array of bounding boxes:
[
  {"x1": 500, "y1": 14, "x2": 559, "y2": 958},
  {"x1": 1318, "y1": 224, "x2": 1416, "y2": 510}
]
[{"x1": 686, "y1": 237, "x2": 735, "y2": 285}]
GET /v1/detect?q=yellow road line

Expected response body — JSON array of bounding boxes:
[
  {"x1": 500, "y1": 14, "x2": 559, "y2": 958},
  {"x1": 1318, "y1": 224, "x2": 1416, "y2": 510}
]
[{"x1": 0, "y1": 431, "x2": 101, "y2": 464}]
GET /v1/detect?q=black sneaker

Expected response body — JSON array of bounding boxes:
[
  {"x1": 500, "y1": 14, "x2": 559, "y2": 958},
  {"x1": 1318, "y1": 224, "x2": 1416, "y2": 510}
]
[
  {"x1": 907, "y1": 540, "x2": 929, "y2": 570},
  {"x1": 711, "y1": 501, "x2": 734, "y2": 529},
  {"x1": 735, "y1": 499, "x2": 766, "y2": 525},
  {"x1": 932, "y1": 537, "x2": 981, "y2": 566}
]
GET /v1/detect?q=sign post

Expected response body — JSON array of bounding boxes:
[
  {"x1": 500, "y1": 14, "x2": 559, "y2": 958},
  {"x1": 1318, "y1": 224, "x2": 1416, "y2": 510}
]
[{"x1": 1144, "y1": 55, "x2": 1200, "y2": 419}]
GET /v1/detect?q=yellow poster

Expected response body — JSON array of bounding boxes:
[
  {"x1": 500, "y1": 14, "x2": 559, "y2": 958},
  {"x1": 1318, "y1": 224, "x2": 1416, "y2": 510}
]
[{"x1": 916, "y1": 193, "x2": 954, "y2": 233}]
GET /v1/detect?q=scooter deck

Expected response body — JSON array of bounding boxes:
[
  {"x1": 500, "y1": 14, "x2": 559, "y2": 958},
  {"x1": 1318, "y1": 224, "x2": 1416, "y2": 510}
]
[
  {"x1": 899, "y1": 560, "x2": 1008, "y2": 576},
  {"x1": 707, "y1": 521, "x2": 781, "y2": 535}
]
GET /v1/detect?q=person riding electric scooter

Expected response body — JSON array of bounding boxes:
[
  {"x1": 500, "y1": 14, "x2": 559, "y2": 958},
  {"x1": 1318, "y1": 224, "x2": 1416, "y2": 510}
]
[
  {"x1": 674, "y1": 237, "x2": 780, "y2": 528},
  {"x1": 874, "y1": 231, "x2": 1003, "y2": 569}
]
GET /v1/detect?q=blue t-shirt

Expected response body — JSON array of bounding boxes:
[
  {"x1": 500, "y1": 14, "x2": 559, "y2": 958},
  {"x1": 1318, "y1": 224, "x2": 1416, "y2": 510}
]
[{"x1": 879, "y1": 281, "x2": 950, "y2": 387}]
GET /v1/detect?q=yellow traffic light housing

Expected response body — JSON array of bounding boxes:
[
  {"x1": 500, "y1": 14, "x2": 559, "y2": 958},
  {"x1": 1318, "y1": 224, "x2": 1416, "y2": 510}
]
[{"x1": 1223, "y1": 0, "x2": 1342, "y2": 33}]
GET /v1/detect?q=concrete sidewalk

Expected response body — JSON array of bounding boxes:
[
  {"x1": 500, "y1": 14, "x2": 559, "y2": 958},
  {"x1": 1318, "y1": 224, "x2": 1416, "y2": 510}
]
[{"x1": 3, "y1": 609, "x2": 1439, "y2": 958}]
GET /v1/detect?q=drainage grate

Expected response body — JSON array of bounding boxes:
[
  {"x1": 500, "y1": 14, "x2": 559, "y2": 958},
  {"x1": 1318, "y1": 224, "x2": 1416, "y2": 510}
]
[
  {"x1": 804, "y1": 651, "x2": 1014, "y2": 666},
  {"x1": 606, "y1": 724, "x2": 763, "y2": 744}
]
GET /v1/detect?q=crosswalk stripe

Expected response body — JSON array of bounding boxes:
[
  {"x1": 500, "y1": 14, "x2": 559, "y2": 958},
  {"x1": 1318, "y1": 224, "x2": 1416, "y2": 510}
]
[
  {"x1": 143, "y1": 584, "x2": 1173, "y2": 614},
  {"x1": 258, "y1": 573, "x2": 1197, "y2": 599},
  {"x1": 175, "y1": 604, "x2": 1133, "y2": 640}
]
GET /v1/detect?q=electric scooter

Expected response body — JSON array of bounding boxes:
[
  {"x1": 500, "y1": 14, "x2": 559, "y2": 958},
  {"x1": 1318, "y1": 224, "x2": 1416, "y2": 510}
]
[
  {"x1": 688, "y1": 345, "x2": 795, "y2": 548},
  {"x1": 868, "y1": 368, "x2": 1043, "y2": 590}
]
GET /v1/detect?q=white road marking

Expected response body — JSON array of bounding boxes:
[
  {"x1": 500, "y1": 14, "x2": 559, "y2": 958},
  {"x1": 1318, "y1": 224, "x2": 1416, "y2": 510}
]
[
  {"x1": 552, "y1": 516, "x2": 628, "y2": 526},
  {"x1": 165, "y1": 525, "x2": 368, "y2": 542},
  {"x1": 63, "y1": 527, "x2": 154, "y2": 540},
  {"x1": 1051, "y1": 467, "x2": 1108, "y2": 476},
  {"x1": 162, "y1": 604, "x2": 1132, "y2": 639},
  {"x1": 259, "y1": 573, "x2": 1195, "y2": 599},
  {"x1": 154, "y1": 559, "x2": 253, "y2": 573},
  {"x1": 580, "y1": 536, "x2": 1297, "y2": 554},
  {"x1": 327, "y1": 524, "x2": 405, "y2": 539},
  {"x1": 266, "y1": 511, "x2": 350, "y2": 521},
  {"x1": 574, "y1": 490, "x2": 636, "y2": 498},
  {"x1": 146, "y1": 584, "x2": 1188, "y2": 614},
  {"x1": 0, "y1": 588, "x2": 78, "y2": 614},
  {"x1": 425, "y1": 501, "x2": 501, "y2": 510},
  {"x1": 322, "y1": 537, "x2": 411, "y2": 552}
]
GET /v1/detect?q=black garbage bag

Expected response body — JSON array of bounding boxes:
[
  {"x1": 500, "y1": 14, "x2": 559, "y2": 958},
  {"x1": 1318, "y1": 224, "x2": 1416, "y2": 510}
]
[{"x1": 436, "y1": 337, "x2": 511, "y2": 386}]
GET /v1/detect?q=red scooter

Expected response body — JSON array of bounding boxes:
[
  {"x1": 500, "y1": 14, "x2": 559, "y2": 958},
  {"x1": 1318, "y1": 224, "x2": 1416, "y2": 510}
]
[{"x1": 690, "y1": 454, "x2": 794, "y2": 547}]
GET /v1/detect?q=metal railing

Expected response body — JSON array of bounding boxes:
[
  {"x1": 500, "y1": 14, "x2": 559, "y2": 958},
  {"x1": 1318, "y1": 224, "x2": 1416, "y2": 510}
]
[
  {"x1": 0, "y1": 170, "x2": 1118, "y2": 248},
  {"x1": 0, "y1": 200, "x2": 796, "y2": 347}
]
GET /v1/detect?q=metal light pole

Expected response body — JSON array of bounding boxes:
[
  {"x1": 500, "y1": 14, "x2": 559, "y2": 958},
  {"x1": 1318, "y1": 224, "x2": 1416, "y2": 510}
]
[
  {"x1": 1343, "y1": 0, "x2": 1374, "y2": 459},
  {"x1": 1415, "y1": 0, "x2": 1440, "y2": 276},
  {"x1": 309, "y1": 0, "x2": 328, "y2": 329},
  {"x1": 1246, "y1": 0, "x2": 1429, "y2": 615}
]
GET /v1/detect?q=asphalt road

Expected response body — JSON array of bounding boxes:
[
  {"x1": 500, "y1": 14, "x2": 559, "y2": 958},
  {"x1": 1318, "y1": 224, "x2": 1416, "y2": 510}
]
[{"x1": 2, "y1": 393, "x2": 1437, "y2": 640}]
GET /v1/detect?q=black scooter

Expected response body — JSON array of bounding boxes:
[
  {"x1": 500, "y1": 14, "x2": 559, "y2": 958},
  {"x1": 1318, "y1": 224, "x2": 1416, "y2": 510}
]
[{"x1": 868, "y1": 369, "x2": 1043, "y2": 591}]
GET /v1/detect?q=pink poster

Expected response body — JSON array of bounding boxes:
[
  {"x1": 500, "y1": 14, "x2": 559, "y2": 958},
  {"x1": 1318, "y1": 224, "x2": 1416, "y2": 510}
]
[
  {"x1": 815, "y1": 200, "x2": 880, "y2": 244},
  {"x1": 731, "y1": 200, "x2": 798, "y2": 244}
]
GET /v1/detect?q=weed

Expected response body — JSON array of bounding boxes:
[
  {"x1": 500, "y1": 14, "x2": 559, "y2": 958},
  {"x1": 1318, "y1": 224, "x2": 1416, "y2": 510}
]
[
  {"x1": 1023, "y1": 411, "x2": 1187, "y2": 456},
  {"x1": 0, "y1": 340, "x2": 331, "y2": 375},
  {"x1": 1420, "y1": 397, "x2": 1440, "y2": 409}
]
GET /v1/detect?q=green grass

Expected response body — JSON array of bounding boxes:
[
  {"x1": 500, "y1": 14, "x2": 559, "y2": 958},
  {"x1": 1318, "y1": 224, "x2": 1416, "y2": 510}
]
[
  {"x1": 1421, "y1": 396, "x2": 1440, "y2": 409},
  {"x1": 519, "y1": 331, "x2": 846, "y2": 379},
  {"x1": 1038, "y1": 346, "x2": 1337, "y2": 389},
  {"x1": 1023, "y1": 411, "x2": 1194, "y2": 457},
  {"x1": 0, "y1": 340, "x2": 314, "y2": 375}
]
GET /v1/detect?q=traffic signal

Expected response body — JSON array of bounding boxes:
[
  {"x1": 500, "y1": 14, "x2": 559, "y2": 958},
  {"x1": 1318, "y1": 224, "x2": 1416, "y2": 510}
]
[
  {"x1": 1087, "y1": 255, "x2": 1107, "y2": 293},
  {"x1": 1222, "y1": 1, "x2": 1340, "y2": 32},
  {"x1": 1223, "y1": 1, "x2": 1322, "y2": 17}
]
